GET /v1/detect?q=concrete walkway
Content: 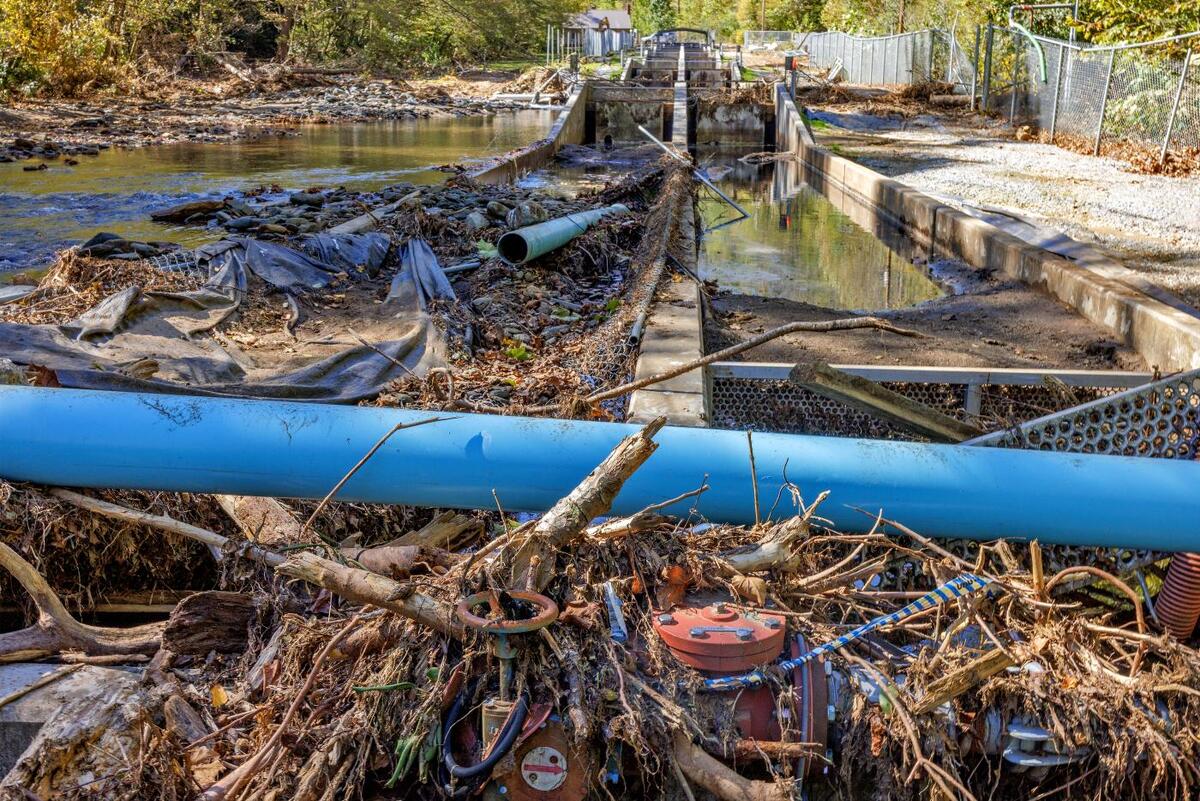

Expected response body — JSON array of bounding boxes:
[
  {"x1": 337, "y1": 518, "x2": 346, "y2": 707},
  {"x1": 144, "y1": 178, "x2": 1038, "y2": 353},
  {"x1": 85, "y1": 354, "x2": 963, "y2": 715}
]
[{"x1": 815, "y1": 113, "x2": 1200, "y2": 307}]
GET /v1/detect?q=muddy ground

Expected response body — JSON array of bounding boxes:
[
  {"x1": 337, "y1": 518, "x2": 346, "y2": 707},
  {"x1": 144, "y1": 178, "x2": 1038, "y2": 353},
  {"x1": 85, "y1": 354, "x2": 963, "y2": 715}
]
[
  {"x1": 0, "y1": 68, "x2": 554, "y2": 162},
  {"x1": 706, "y1": 265, "x2": 1145, "y2": 371}
]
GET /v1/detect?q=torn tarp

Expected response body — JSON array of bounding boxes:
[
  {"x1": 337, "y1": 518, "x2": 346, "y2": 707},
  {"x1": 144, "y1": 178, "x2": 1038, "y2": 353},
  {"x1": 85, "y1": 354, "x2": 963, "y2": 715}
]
[
  {"x1": 0, "y1": 234, "x2": 448, "y2": 402},
  {"x1": 390, "y1": 239, "x2": 457, "y2": 311},
  {"x1": 195, "y1": 232, "x2": 391, "y2": 294}
]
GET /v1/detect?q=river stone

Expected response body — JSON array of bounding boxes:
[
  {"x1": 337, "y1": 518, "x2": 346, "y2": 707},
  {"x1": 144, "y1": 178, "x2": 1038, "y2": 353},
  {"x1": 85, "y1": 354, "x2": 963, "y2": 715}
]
[
  {"x1": 465, "y1": 212, "x2": 489, "y2": 231},
  {"x1": 290, "y1": 192, "x2": 324, "y2": 207},
  {"x1": 505, "y1": 202, "x2": 547, "y2": 229},
  {"x1": 0, "y1": 358, "x2": 27, "y2": 385},
  {"x1": 131, "y1": 242, "x2": 162, "y2": 257},
  {"x1": 259, "y1": 223, "x2": 288, "y2": 234},
  {"x1": 80, "y1": 232, "x2": 123, "y2": 249},
  {"x1": 225, "y1": 217, "x2": 261, "y2": 231},
  {"x1": 151, "y1": 198, "x2": 226, "y2": 223},
  {"x1": 486, "y1": 201, "x2": 510, "y2": 220}
]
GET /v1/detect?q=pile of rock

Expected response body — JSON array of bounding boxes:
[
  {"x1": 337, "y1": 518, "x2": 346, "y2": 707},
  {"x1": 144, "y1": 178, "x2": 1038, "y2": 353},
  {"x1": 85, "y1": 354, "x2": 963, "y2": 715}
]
[
  {"x1": 77, "y1": 232, "x2": 184, "y2": 260},
  {"x1": 2, "y1": 136, "x2": 108, "y2": 166},
  {"x1": 149, "y1": 182, "x2": 588, "y2": 238}
]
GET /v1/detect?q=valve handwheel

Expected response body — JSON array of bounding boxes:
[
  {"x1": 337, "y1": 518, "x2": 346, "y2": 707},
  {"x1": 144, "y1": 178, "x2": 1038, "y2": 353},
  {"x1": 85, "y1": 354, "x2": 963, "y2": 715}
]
[{"x1": 456, "y1": 590, "x2": 559, "y2": 634}]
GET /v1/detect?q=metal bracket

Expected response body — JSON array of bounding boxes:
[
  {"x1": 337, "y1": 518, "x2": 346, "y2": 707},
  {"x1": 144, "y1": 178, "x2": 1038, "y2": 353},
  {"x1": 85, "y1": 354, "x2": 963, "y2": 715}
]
[{"x1": 689, "y1": 625, "x2": 754, "y2": 640}]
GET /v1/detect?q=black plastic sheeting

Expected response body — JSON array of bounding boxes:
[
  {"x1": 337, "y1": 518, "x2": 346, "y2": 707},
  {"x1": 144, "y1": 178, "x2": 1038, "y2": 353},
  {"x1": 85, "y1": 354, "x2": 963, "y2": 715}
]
[{"x1": 0, "y1": 234, "x2": 453, "y2": 403}]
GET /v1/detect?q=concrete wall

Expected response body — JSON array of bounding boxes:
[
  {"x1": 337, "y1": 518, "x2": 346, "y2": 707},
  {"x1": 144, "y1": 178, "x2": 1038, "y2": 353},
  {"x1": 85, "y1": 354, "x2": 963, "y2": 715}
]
[
  {"x1": 774, "y1": 83, "x2": 1200, "y2": 371},
  {"x1": 467, "y1": 84, "x2": 590, "y2": 185},
  {"x1": 687, "y1": 69, "x2": 729, "y2": 87},
  {"x1": 694, "y1": 100, "x2": 772, "y2": 148},
  {"x1": 628, "y1": 185, "x2": 707, "y2": 427},
  {"x1": 590, "y1": 87, "x2": 672, "y2": 144}
]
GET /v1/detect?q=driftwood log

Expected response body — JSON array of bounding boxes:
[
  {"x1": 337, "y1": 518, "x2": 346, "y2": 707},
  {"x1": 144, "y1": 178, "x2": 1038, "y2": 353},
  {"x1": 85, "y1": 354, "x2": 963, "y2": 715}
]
[
  {"x1": 215, "y1": 495, "x2": 318, "y2": 548},
  {"x1": 50, "y1": 488, "x2": 463, "y2": 637},
  {"x1": 0, "y1": 542, "x2": 163, "y2": 662},
  {"x1": 161, "y1": 591, "x2": 258, "y2": 656},
  {"x1": 499, "y1": 417, "x2": 666, "y2": 591},
  {"x1": 672, "y1": 732, "x2": 790, "y2": 801},
  {"x1": 0, "y1": 667, "x2": 155, "y2": 797}
]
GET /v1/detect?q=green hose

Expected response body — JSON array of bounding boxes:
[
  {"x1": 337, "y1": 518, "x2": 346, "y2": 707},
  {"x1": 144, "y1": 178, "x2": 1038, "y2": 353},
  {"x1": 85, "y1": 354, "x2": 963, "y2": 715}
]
[{"x1": 1009, "y1": 23, "x2": 1048, "y2": 83}]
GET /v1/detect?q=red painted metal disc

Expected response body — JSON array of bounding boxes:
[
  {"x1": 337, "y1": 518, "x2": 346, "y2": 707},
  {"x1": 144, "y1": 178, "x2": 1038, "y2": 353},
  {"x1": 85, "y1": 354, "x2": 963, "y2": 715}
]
[{"x1": 653, "y1": 603, "x2": 787, "y2": 672}]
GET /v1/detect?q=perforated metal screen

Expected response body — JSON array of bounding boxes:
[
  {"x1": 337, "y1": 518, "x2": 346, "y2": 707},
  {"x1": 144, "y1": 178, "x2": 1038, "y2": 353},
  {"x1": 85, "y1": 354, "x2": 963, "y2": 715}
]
[
  {"x1": 969, "y1": 369, "x2": 1200, "y2": 458},
  {"x1": 710, "y1": 375, "x2": 1123, "y2": 440}
]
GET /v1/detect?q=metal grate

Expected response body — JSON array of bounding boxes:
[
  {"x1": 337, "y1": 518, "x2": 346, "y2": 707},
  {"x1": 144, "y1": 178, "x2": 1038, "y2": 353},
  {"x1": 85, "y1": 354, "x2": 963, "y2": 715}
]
[
  {"x1": 709, "y1": 366, "x2": 1140, "y2": 440},
  {"x1": 966, "y1": 368, "x2": 1200, "y2": 583},
  {"x1": 968, "y1": 369, "x2": 1200, "y2": 458},
  {"x1": 707, "y1": 363, "x2": 1176, "y2": 581}
]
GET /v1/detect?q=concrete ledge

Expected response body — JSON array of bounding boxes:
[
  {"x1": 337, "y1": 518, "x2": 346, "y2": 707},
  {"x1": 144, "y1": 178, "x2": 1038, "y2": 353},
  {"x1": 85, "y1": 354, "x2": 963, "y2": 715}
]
[
  {"x1": 671, "y1": 81, "x2": 689, "y2": 149},
  {"x1": 468, "y1": 84, "x2": 589, "y2": 185},
  {"x1": 629, "y1": 175, "x2": 708, "y2": 428},
  {"x1": 774, "y1": 83, "x2": 1200, "y2": 371},
  {"x1": 627, "y1": 280, "x2": 707, "y2": 427}
]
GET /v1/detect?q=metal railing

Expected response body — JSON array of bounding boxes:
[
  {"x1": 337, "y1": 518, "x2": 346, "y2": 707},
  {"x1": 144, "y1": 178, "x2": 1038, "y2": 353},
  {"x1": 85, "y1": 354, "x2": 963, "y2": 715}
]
[
  {"x1": 799, "y1": 29, "x2": 976, "y2": 90},
  {"x1": 981, "y1": 26, "x2": 1199, "y2": 159}
]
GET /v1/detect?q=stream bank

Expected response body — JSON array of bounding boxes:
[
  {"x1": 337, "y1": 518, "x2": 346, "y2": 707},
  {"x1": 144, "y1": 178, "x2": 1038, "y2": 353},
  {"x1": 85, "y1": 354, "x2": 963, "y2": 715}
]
[{"x1": 0, "y1": 70, "x2": 560, "y2": 163}]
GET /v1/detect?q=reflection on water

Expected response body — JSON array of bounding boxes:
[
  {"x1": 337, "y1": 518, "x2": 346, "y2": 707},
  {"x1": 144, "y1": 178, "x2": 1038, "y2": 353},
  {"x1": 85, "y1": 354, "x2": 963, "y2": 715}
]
[
  {"x1": 0, "y1": 110, "x2": 555, "y2": 272},
  {"x1": 696, "y1": 153, "x2": 945, "y2": 311}
]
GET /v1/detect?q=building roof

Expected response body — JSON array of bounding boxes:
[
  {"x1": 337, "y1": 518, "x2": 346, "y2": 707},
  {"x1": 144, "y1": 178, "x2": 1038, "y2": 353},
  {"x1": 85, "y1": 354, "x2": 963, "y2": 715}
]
[{"x1": 566, "y1": 8, "x2": 632, "y2": 30}]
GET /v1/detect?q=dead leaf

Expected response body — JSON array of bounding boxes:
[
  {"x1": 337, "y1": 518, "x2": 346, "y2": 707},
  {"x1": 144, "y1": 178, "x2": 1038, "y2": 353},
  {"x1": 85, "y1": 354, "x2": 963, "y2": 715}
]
[
  {"x1": 731, "y1": 575, "x2": 768, "y2": 606},
  {"x1": 656, "y1": 565, "x2": 692, "y2": 609},
  {"x1": 210, "y1": 684, "x2": 229, "y2": 708},
  {"x1": 560, "y1": 600, "x2": 603, "y2": 630}
]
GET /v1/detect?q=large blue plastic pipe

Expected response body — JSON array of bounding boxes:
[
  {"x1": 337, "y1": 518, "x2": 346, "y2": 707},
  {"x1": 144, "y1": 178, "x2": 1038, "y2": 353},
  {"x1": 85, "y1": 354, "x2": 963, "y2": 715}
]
[{"x1": 0, "y1": 385, "x2": 1196, "y2": 551}]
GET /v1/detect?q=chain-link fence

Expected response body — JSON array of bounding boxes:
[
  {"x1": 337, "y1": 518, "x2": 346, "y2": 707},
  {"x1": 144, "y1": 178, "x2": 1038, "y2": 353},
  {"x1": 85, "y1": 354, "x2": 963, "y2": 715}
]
[
  {"x1": 981, "y1": 27, "x2": 1199, "y2": 158},
  {"x1": 798, "y1": 29, "x2": 975, "y2": 90},
  {"x1": 743, "y1": 30, "x2": 803, "y2": 50}
]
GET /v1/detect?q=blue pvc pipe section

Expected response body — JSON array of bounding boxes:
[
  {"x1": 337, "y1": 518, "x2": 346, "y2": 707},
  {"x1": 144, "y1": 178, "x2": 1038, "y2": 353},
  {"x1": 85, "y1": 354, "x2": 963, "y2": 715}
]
[{"x1": 0, "y1": 386, "x2": 1196, "y2": 551}]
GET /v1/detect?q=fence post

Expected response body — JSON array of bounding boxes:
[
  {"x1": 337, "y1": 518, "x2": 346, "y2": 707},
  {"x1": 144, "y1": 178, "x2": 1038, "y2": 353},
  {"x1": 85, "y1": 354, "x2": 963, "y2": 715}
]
[
  {"x1": 926, "y1": 30, "x2": 934, "y2": 81},
  {"x1": 947, "y1": 32, "x2": 954, "y2": 84},
  {"x1": 981, "y1": 23, "x2": 994, "y2": 111},
  {"x1": 1049, "y1": 45, "x2": 1066, "y2": 142},
  {"x1": 1161, "y1": 48, "x2": 1192, "y2": 164},
  {"x1": 1094, "y1": 48, "x2": 1116, "y2": 156},
  {"x1": 1009, "y1": 31, "x2": 1020, "y2": 124},
  {"x1": 970, "y1": 25, "x2": 981, "y2": 109}
]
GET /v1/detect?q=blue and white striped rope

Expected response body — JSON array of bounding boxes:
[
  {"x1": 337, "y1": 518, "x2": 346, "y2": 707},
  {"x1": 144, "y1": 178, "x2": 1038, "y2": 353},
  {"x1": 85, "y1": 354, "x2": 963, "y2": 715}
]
[{"x1": 703, "y1": 573, "x2": 992, "y2": 691}]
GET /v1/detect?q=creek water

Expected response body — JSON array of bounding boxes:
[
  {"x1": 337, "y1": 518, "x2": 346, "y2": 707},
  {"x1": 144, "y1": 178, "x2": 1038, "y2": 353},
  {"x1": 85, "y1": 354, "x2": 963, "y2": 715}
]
[
  {"x1": 526, "y1": 146, "x2": 948, "y2": 311},
  {"x1": 695, "y1": 151, "x2": 946, "y2": 311},
  {"x1": 0, "y1": 110, "x2": 556, "y2": 275}
]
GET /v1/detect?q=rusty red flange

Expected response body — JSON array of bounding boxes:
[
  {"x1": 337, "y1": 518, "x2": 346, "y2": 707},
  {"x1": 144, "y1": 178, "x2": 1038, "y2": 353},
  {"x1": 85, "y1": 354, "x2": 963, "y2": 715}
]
[{"x1": 653, "y1": 602, "x2": 787, "y2": 672}]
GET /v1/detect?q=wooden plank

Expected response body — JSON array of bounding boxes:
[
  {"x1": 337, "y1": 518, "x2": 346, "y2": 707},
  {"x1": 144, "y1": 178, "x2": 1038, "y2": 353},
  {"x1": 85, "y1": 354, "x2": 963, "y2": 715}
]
[
  {"x1": 912, "y1": 648, "x2": 1015, "y2": 714},
  {"x1": 789, "y1": 362, "x2": 985, "y2": 442}
]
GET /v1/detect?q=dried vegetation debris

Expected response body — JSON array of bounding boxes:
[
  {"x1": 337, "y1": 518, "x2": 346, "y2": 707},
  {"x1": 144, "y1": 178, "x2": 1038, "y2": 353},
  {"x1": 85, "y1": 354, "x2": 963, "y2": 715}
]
[
  {"x1": 2, "y1": 93, "x2": 1198, "y2": 801},
  {"x1": 2, "y1": 424, "x2": 1199, "y2": 801}
]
